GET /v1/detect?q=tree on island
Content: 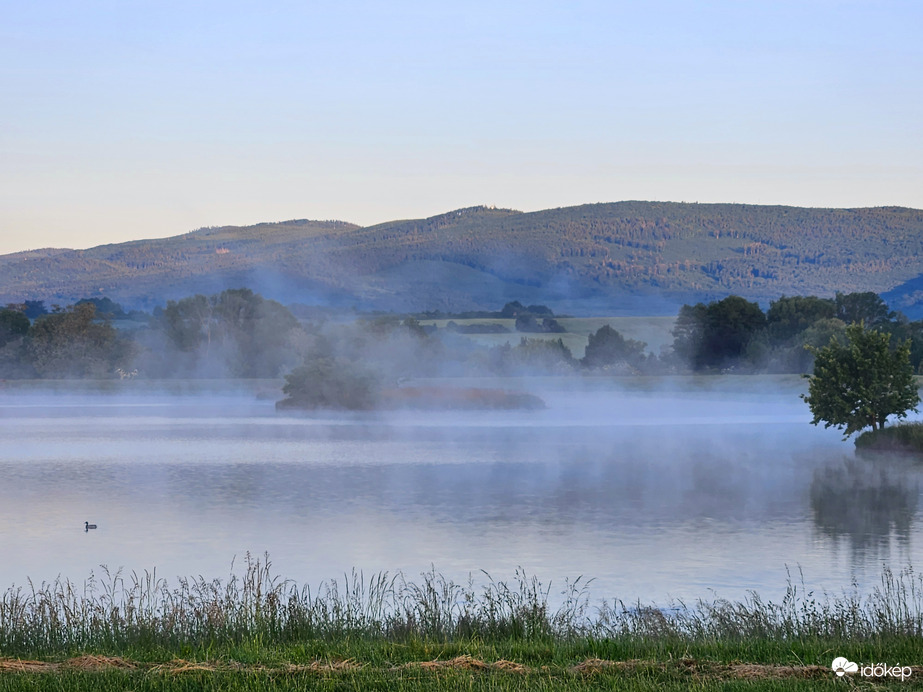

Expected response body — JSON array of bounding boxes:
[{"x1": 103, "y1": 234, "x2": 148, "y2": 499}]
[
  {"x1": 278, "y1": 353, "x2": 380, "y2": 410},
  {"x1": 802, "y1": 322, "x2": 920, "y2": 438}
]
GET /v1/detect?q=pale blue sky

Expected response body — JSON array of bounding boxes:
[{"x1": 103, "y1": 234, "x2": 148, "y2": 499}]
[{"x1": 1, "y1": 0, "x2": 921, "y2": 254}]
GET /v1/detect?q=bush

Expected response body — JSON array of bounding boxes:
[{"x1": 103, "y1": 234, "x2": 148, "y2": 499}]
[{"x1": 278, "y1": 356, "x2": 380, "y2": 410}]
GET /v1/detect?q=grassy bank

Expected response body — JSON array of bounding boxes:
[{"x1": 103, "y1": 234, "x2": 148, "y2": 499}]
[
  {"x1": 856, "y1": 422, "x2": 923, "y2": 454},
  {"x1": 1, "y1": 557, "x2": 923, "y2": 688}
]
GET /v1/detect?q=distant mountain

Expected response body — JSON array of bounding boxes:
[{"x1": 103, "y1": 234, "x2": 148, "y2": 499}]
[{"x1": 3, "y1": 202, "x2": 923, "y2": 316}]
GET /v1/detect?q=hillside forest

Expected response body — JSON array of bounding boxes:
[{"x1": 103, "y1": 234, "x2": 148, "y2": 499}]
[{"x1": 5, "y1": 203, "x2": 923, "y2": 317}]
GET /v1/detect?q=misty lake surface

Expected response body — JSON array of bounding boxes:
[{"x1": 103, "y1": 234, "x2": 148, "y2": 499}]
[{"x1": 2, "y1": 377, "x2": 922, "y2": 606}]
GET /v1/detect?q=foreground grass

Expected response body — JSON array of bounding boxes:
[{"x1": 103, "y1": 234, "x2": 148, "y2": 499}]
[{"x1": 2, "y1": 557, "x2": 923, "y2": 688}]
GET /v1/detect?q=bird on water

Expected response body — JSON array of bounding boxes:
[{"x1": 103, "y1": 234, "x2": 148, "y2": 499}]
[{"x1": 84, "y1": 522, "x2": 97, "y2": 531}]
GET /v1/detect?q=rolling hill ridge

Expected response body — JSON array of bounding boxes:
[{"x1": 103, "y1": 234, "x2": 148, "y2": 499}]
[{"x1": 4, "y1": 202, "x2": 923, "y2": 316}]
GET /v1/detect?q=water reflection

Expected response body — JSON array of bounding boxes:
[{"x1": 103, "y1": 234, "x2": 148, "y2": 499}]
[
  {"x1": 4, "y1": 383, "x2": 923, "y2": 604},
  {"x1": 810, "y1": 456, "x2": 919, "y2": 562}
]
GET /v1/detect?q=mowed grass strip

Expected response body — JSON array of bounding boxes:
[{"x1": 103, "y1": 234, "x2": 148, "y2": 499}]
[
  {"x1": 0, "y1": 653, "x2": 911, "y2": 678},
  {"x1": 0, "y1": 654, "x2": 889, "y2": 691}
]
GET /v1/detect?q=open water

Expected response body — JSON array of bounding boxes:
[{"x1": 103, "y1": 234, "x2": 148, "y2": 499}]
[{"x1": 1, "y1": 377, "x2": 920, "y2": 606}]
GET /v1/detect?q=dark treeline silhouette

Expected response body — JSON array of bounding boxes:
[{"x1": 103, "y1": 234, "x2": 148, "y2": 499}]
[
  {"x1": 669, "y1": 291, "x2": 923, "y2": 374},
  {"x1": 0, "y1": 302, "x2": 134, "y2": 379},
  {"x1": 2, "y1": 288, "x2": 919, "y2": 384},
  {"x1": 0, "y1": 290, "x2": 304, "y2": 380}
]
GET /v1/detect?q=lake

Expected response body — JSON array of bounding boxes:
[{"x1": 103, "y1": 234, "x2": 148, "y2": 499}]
[{"x1": 1, "y1": 377, "x2": 921, "y2": 607}]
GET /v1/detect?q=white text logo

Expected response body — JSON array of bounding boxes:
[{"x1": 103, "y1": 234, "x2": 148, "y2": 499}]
[{"x1": 832, "y1": 657, "x2": 912, "y2": 680}]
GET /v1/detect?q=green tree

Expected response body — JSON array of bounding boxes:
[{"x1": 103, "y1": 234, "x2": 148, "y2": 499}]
[
  {"x1": 159, "y1": 289, "x2": 299, "y2": 377},
  {"x1": 278, "y1": 355, "x2": 379, "y2": 410},
  {"x1": 510, "y1": 337, "x2": 575, "y2": 372},
  {"x1": 802, "y1": 322, "x2": 920, "y2": 438},
  {"x1": 671, "y1": 303, "x2": 706, "y2": 364},
  {"x1": 766, "y1": 295, "x2": 835, "y2": 342},
  {"x1": 162, "y1": 294, "x2": 215, "y2": 352},
  {"x1": 834, "y1": 291, "x2": 893, "y2": 328},
  {"x1": 748, "y1": 316, "x2": 847, "y2": 374},
  {"x1": 500, "y1": 301, "x2": 526, "y2": 318},
  {"x1": 27, "y1": 303, "x2": 133, "y2": 378},
  {"x1": 211, "y1": 288, "x2": 299, "y2": 377},
  {"x1": 75, "y1": 296, "x2": 127, "y2": 319},
  {"x1": 488, "y1": 337, "x2": 575, "y2": 374},
  {"x1": 0, "y1": 308, "x2": 30, "y2": 348},
  {"x1": 671, "y1": 296, "x2": 765, "y2": 370},
  {"x1": 886, "y1": 319, "x2": 923, "y2": 373},
  {"x1": 582, "y1": 325, "x2": 647, "y2": 371},
  {"x1": 0, "y1": 307, "x2": 32, "y2": 377}
]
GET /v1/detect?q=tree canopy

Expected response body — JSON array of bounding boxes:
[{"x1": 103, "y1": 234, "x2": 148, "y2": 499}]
[
  {"x1": 672, "y1": 296, "x2": 765, "y2": 370},
  {"x1": 582, "y1": 325, "x2": 647, "y2": 371},
  {"x1": 834, "y1": 291, "x2": 894, "y2": 328},
  {"x1": 27, "y1": 303, "x2": 133, "y2": 378},
  {"x1": 802, "y1": 322, "x2": 920, "y2": 438},
  {"x1": 0, "y1": 308, "x2": 30, "y2": 348},
  {"x1": 279, "y1": 354, "x2": 379, "y2": 410},
  {"x1": 158, "y1": 288, "x2": 299, "y2": 377},
  {"x1": 766, "y1": 295, "x2": 835, "y2": 342}
]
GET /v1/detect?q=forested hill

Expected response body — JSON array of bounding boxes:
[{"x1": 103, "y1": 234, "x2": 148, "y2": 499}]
[{"x1": 4, "y1": 202, "x2": 923, "y2": 315}]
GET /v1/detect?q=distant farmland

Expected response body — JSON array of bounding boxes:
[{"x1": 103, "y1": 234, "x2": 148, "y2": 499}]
[{"x1": 419, "y1": 315, "x2": 676, "y2": 358}]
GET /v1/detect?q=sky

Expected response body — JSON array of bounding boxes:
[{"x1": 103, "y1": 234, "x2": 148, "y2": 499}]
[{"x1": 1, "y1": 0, "x2": 921, "y2": 255}]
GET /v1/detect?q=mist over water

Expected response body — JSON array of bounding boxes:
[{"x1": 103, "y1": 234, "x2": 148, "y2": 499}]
[{"x1": 2, "y1": 378, "x2": 921, "y2": 606}]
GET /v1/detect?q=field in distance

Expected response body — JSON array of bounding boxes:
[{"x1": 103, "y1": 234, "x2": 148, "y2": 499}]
[{"x1": 419, "y1": 315, "x2": 677, "y2": 358}]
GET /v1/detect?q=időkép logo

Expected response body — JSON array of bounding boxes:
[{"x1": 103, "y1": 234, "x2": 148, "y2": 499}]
[{"x1": 832, "y1": 657, "x2": 912, "y2": 680}]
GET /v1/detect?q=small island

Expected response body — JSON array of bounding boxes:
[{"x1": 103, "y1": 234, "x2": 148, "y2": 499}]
[
  {"x1": 803, "y1": 322, "x2": 923, "y2": 455},
  {"x1": 377, "y1": 386, "x2": 545, "y2": 411},
  {"x1": 275, "y1": 355, "x2": 545, "y2": 412},
  {"x1": 855, "y1": 423, "x2": 923, "y2": 455},
  {"x1": 277, "y1": 384, "x2": 546, "y2": 412}
]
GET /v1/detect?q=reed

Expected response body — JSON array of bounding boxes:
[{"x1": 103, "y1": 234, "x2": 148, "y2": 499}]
[
  {"x1": 855, "y1": 421, "x2": 923, "y2": 453},
  {"x1": 2, "y1": 556, "x2": 923, "y2": 656}
]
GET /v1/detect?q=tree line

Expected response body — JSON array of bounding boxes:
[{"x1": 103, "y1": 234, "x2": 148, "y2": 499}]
[
  {"x1": 0, "y1": 290, "x2": 300, "y2": 380},
  {"x1": 2, "y1": 288, "x2": 920, "y2": 384},
  {"x1": 668, "y1": 291, "x2": 923, "y2": 374}
]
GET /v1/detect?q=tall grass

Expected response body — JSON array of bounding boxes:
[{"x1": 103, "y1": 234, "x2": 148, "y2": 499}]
[
  {"x1": 2, "y1": 556, "x2": 923, "y2": 655},
  {"x1": 855, "y1": 421, "x2": 923, "y2": 453}
]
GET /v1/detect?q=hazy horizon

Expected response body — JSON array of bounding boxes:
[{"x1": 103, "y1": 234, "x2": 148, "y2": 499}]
[{"x1": 3, "y1": 1, "x2": 921, "y2": 256}]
